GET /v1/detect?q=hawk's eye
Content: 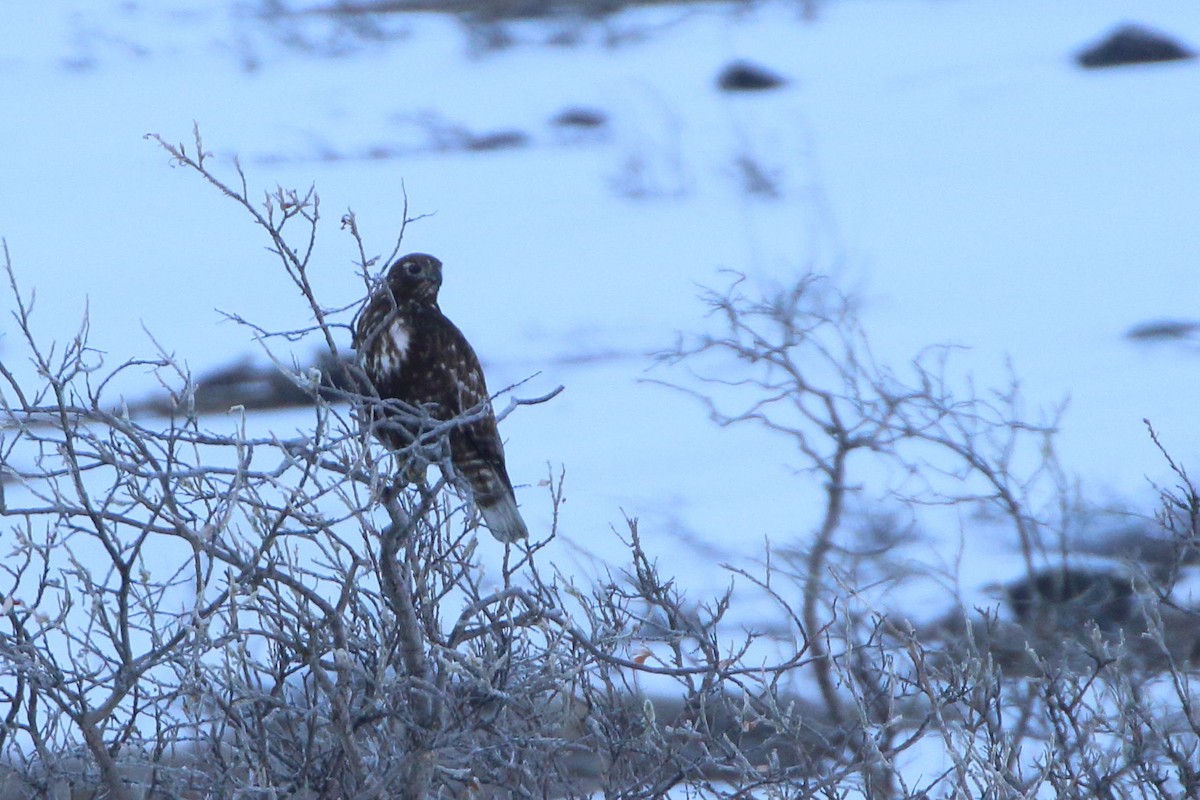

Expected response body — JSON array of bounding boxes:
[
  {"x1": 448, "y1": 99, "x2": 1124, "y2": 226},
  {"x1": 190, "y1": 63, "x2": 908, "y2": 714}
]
[{"x1": 404, "y1": 262, "x2": 422, "y2": 277}]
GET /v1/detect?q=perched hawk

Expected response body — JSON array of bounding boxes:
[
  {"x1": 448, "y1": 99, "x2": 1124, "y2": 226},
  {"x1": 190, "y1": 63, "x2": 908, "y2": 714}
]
[{"x1": 353, "y1": 253, "x2": 528, "y2": 543}]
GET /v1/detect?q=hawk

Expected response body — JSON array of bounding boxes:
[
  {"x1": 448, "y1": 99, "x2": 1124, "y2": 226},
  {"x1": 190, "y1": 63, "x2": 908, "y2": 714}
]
[{"x1": 352, "y1": 253, "x2": 528, "y2": 543}]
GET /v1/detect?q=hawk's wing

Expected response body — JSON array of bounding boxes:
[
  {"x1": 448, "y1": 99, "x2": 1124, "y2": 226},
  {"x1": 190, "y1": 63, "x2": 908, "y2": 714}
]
[
  {"x1": 426, "y1": 315, "x2": 513, "y2": 484},
  {"x1": 425, "y1": 315, "x2": 526, "y2": 541},
  {"x1": 353, "y1": 288, "x2": 527, "y2": 542}
]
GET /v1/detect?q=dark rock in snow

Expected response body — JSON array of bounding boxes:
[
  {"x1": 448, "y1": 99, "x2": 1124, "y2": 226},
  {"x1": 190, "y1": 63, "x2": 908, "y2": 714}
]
[
  {"x1": 129, "y1": 351, "x2": 356, "y2": 416},
  {"x1": 1077, "y1": 23, "x2": 1195, "y2": 68},
  {"x1": 1124, "y1": 318, "x2": 1200, "y2": 342},
  {"x1": 549, "y1": 106, "x2": 609, "y2": 144},
  {"x1": 463, "y1": 129, "x2": 529, "y2": 151},
  {"x1": 550, "y1": 107, "x2": 608, "y2": 130},
  {"x1": 1002, "y1": 567, "x2": 1135, "y2": 633},
  {"x1": 717, "y1": 60, "x2": 787, "y2": 92}
]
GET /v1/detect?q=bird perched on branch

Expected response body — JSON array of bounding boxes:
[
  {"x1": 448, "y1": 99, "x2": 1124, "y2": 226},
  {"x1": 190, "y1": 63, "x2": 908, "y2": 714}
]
[{"x1": 352, "y1": 252, "x2": 528, "y2": 542}]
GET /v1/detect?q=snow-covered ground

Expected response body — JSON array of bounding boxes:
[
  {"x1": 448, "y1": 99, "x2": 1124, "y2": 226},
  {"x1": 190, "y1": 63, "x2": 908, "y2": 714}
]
[{"x1": 2, "y1": 0, "x2": 1199, "y2": 616}]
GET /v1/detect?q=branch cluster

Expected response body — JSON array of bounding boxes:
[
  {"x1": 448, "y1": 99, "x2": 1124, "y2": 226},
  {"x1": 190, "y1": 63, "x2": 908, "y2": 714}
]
[{"x1": 0, "y1": 133, "x2": 1195, "y2": 799}]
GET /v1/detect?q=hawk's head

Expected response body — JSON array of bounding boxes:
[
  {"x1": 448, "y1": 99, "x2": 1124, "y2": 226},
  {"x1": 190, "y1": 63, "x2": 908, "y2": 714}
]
[{"x1": 385, "y1": 253, "x2": 443, "y2": 304}]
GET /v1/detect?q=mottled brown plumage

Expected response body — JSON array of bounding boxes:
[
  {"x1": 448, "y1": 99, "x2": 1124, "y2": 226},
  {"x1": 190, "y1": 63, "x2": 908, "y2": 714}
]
[{"x1": 353, "y1": 253, "x2": 528, "y2": 542}]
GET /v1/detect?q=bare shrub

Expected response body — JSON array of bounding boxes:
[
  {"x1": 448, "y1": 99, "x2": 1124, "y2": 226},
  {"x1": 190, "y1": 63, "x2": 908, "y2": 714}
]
[
  {"x1": 650, "y1": 272, "x2": 1200, "y2": 797},
  {"x1": 1, "y1": 131, "x2": 1197, "y2": 799}
]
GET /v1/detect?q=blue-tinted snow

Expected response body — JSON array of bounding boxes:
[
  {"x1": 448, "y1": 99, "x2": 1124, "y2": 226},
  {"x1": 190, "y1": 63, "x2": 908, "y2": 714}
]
[{"x1": 1, "y1": 0, "x2": 1198, "y2": 623}]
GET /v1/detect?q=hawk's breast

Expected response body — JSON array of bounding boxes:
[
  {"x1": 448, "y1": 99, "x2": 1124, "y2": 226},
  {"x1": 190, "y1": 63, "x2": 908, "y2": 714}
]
[{"x1": 366, "y1": 317, "x2": 412, "y2": 379}]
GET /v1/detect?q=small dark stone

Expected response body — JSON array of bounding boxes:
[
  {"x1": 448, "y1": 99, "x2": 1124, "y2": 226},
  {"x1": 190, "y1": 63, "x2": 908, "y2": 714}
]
[
  {"x1": 464, "y1": 130, "x2": 529, "y2": 151},
  {"x1": 717, "y1": 60, "x2": 787, "y2": 92},
  {"x1": 1125, "y1": 318, "x2": 1200, "y2": 341},
  {"x1": 550, "y1": 107, "x2": 608, "y2": 129},
  {"x1": 1077, "y1": 23, "x2": 1195, "y2": 68}
]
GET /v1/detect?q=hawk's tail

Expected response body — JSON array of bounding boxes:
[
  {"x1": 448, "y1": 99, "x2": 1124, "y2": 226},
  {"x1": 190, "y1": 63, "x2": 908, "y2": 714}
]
[{"x1": 479, "y1": 493, "x2": 529, "y2": 543}]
